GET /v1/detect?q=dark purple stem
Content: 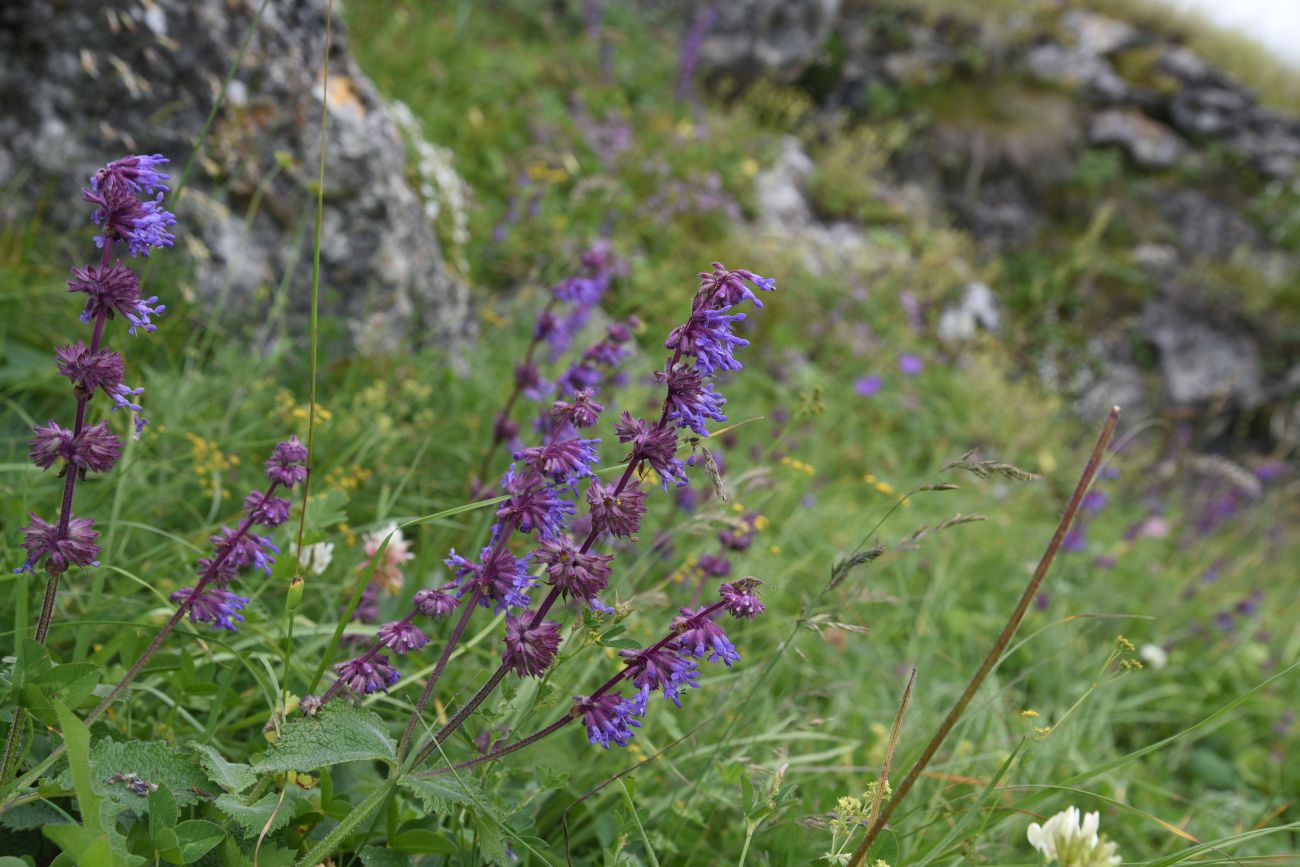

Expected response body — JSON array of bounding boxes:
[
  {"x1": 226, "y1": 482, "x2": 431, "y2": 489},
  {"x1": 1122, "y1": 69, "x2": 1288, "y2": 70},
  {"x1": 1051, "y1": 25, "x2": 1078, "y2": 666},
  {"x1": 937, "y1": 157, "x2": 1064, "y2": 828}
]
[
  {"x1": 396, "y1": 587, "x2": 483, "y2": 759},
  {"x1": 83, "y1": 479, "x2": 282, "y2": 726},
  {"x1": 417, "y1": 601, "x2": 727, "y2": 773},
  {"x1": 847, "y1": 407, "x2": 1121, "y2": 866}
]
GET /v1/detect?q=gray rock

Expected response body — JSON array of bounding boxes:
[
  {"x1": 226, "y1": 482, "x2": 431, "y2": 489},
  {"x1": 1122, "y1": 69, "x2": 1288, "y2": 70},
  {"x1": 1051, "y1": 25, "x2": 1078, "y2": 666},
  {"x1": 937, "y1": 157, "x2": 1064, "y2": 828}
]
[
  {"x1": 1061, "y1": 11, "x2": 1140, "y2": 57},
  {"x1": 0, "y1": 0, "x2": 470, "y2": 352},
  {"x1": 937, "y1": 282, "x2": 1001, "y2": 343},
  {"x1": 1024, "y1": 43, "x2": 1130, "y2": 103},
  {"x1": 754, "y1": 136, "x2": 815, "y2": 228},
  {"x1": 698, "y1": 0, "x2": 840, "y2": 76},
  {"x1": 1089, "y1": 109, "x2": 1186, "y2": 169},
  {"x1": 1140, "y1": 299, "x2": 1265, "y2": 408}
]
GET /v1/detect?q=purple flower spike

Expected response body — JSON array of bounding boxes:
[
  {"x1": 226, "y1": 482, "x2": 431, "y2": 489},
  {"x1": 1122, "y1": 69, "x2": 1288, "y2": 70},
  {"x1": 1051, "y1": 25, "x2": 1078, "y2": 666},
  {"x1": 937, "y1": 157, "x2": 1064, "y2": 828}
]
[
  {"x1": 446, "y1": 546, "x2": 534, "y2": 612},
  {"x1": 665, "y1": 308, "x2": 749, "y2": 375},
  {"x1": 672, "y1": 606, "x2": 741, "y2": 666},
  {"x1": 92, "y1": 154, "x2": 170, "y2": 195},
  {"x1": 497, "y1": 465, "x2": 575, "y2": 539},
  {"x1": 552, "y1": 390, "x2": 604, "y2": 429},
  {"x1": 517, "y1": 438, "x2": 600, "y2": 486},
  {"x1": 334, "y1": 654, "x2": 401, "y2": 694},
  {"x1": 536, "y1": 534, "x2": 614, "y2": 601},
  {"x1": 614, "y1": 412, "x2": 685, "y2": 488},
  {"x1": 621, "y1": 646, "x2": 700, "y2": 707},
  {"x1": 656, "y1": 364, "x2": 727, "y2": 436},
  {"x1": 265, "y1": 436, "x2": 309, "y2": 487},
  {"x1": 720, "y1": 579, "x2": 765, "y2": 618},
  {"x1": 587, "y1": 479, "x2": 647, "y2": 539},
  {"x1": 378, "y1": 620, "x2": 429, "y2": 655},
  {"x1": 19, "y1": 514, "x2": 100, "y2": 574},
  {"x1": 56, "y1": 343, "x2": 125, "y2": 394},
  {"x1": 502, "y1": 613, "x2": 563, "y2": 677},
  {"x1": 698, "y1": 263, "x2": 775, "y2": 310},
  {"x1": 244, "y1": 490, "x2": 292, "y2": 527},
  {"x1": 172, "y1": 585, "x2": 249, "y2": 632},
  {"x1": 574, "y1": 692, "x2": 642, "y2": 748},
  {"x1": 413, "y1": 586, "x2": 459, "y2": 617}
]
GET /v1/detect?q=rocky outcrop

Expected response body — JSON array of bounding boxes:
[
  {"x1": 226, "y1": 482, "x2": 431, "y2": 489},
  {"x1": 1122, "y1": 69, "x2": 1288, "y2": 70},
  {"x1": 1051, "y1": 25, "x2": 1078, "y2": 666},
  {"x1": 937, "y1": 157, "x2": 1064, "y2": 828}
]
[
  {"x1": 700, "y1": 1, "x2": 1300, "y2": 431},
  {"x1": 698, "y1": 0, "x2": 842, "y2": 78},
  {"x1": 0, "y1": 0, "x2": 471, "y2": 352}
]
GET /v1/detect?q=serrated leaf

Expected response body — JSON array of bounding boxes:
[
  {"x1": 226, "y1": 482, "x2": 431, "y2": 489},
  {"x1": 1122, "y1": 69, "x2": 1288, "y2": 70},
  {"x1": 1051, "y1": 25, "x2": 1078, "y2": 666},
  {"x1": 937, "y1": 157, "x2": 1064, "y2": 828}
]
[
  {"x1": 88, "y1": 740, "x2": 213, "y2": 810},
  {"x1": 189, "y1": 743, "x2": 256, "y2": 793},
  {"x1": 0, "y1": 797, "x2": 69, "y2": 830},
  {"x1": 359, "y1": 846, "x2": 412, "y2": 867},
  {"x1": 214, "y1": 792, "x2": 293, "y2": 838},
  {"x1": 13, "y1": 638, "x2": 52, "y2": 689},
  {"x1": 398, "y1": 775, "x2": 486, "y2": 815},
  {"x1": 174, "y1": 820, "x2": 224, "y2": 862},
  {"x1": 254, "y1": 703, "x2": 395, "y2": 773},
  {"x1": 473, "y1": 814, "x2": 507, "y2": 865}
]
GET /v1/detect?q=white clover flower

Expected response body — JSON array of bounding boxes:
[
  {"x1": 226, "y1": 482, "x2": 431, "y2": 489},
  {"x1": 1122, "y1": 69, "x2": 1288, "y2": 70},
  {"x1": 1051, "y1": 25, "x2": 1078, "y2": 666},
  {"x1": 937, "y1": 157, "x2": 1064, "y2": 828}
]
[
  {"x1": 299, "y1": 541, "x2": 334, "y2": 576},
  {"x1": 1139, "y1": 643, "x2": 1168, "y2": 671},
  {"x1": 1027, "y1": 806, "x2": 1121, "y2": 866}
]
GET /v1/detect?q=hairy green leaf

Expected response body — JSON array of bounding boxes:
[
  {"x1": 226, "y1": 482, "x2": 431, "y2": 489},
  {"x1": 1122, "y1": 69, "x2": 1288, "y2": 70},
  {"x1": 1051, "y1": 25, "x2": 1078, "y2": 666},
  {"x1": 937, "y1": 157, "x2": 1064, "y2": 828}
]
[
  {"x1": 254, "y1": 703, "x2": 395, "y2": 773},
  {"x1": 215, "y1": 792, "x2": 294, "y2": 838},
  {"x1": 189, "y1": 742, "x2": 256, "y2": 793}
]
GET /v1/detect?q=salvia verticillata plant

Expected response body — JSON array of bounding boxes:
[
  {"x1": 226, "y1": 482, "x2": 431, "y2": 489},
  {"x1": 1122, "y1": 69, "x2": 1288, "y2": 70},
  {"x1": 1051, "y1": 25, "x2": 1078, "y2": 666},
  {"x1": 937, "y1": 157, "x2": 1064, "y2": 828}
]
[
  {"x1": 2, "y1": 154, "x2": 175, "y2": 781},
  {"x1": 308, "y1": 261, "x2": 777, "y2": 782}
]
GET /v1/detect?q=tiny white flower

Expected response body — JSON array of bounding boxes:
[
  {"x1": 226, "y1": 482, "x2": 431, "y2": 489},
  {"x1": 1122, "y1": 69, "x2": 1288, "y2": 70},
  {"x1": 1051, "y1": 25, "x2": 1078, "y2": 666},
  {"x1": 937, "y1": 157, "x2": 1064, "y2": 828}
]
[
  {"x1": 1028, "y1": 806, "x2": 1121, "y2": 866},
  {"x1": 299, "y1": 541, "x2": 334, "y2": 576},
  {"x1": 1139, "y1": 643, "x2": 1168, "y2": 671}
]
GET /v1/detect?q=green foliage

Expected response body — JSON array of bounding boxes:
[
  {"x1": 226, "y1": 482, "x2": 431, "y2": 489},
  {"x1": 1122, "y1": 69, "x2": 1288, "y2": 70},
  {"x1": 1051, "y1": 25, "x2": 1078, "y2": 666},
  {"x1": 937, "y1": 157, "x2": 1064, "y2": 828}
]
[{"x1": 254, "y1": 703, "x2": 396, "y2": 773}]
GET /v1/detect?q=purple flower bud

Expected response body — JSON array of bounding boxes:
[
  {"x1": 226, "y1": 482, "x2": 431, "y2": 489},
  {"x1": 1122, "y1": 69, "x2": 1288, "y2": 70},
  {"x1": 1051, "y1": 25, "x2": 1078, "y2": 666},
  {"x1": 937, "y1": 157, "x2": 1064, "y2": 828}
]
[
  {"x1": 413, "y1": 586, "x2": 459, "y2": 617},
  {"x1": 665, "y1": 308, "x2": 749, "y2": 375},
  {"x1": 334, "y1": 654, "x2": 401, "y2": 694},
  {"x1": 82, "y1": 179, "x2": 176, "y2": 257},
  {"x1": 517, "y1": 438, "x2": 600, "y2": 486},
  {"x1": 587, "y1": 479, "x2": 647, "y2": 539},
  {"x1": 720, "y1": 578, "x2": 764, "y2": 618},
  {"x1": 265, "y1": 436, "x2": 309, "y2": 487},
  {"x1": 492, "y1": 412, "x2": 520, "y2": 444},
  {"x1": 502, "y1": 612, "x2": 562, "y2": 677},
  {"x1": 211, "y1": 528, "x2": 278, "y2": 577},
  {"x1": 171, "y1": 585, "x2": 249, "y2": 632},
  {"x1": 18, "y1": 514, "x2": 100, "y2": 574},
  {"x1": 497, "y1": 465, "x2": 575, "y2": 539},
  {"x1": 656, "y1": 364, "x2": 727, "y2": 436},
  {"x1": 699, "y1": 553, "x2": 731, "y2": 578},
  {"x1": 672, "y1": 606, "x2": 740, "y2": 665},
  {"x1": 300, "y1": 694, "x2": 323, "y2": 716},
  {"x1": 29, "y1": 421, "x2": 73, "y2": 469},
  {"x1": 55, "y1": 343, "x2": 126, "y2": 394},
  {"x1": 92, "y1": 154, "x2": 170, "y2": 195},
  {"x1": 574, "y1": 692, "x2": 642, "y2": 748},
  {"x1": 620, "y1": 646, "x2": 699, "y2": 706},
  {"x1": 378, "y1": 619, "x2": 429, "y2": 655},
  {"x1": 615, "y1": 412, "x2": 684, "y2": 488},
  {"x1": 552, "y1": 390, "x2": 604, "y2": 429},
  {"x1": 446, "y1": 546, "x2": 533, "y2": 611},
  {"x1": 535, "y1": 535, "x2": 613, "y2": 601},
  {"x1": 697, "y1": 263, "x2": 774, "y2": 310},
  {"x1": 244, "y1": 490, "x2": 292, "y2": 527},
  {"x1": 1081, "y1": 490, "x2": 1108, "y2": 513}
]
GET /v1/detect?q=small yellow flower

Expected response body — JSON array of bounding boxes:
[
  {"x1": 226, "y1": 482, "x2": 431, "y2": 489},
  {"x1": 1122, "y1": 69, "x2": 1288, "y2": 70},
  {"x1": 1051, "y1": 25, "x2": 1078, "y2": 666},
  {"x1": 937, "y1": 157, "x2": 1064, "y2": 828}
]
[
  {"x1": 1035, "y1": 726, "x2": 1053, "y2": 736},
  {"x1": 769, "y1": 545, "x2": 782, "y2": 555},
  {"x1": 1020, "y1": 709, "x2": 1039, "y2": 718},
  {"x1": 753, "y1": 514, "x2": 770, "y2": 531},
  {"x1": 741, "y1": 158, "x2": 759, "y2": 177},
  {"x1": 1116, "y1": 635, "x2": 1136, "y2": 653},
  {"x1": 731, "y1": 502, "x2": 745, "y2": 513}
]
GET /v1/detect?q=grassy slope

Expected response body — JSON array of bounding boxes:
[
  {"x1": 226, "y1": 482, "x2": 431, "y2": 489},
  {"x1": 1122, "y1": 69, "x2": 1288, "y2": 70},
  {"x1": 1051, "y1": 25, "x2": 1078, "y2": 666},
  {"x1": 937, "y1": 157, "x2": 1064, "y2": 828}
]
[{"x1": 0, "y1": 0, "x2": 1295, "y2": 863}]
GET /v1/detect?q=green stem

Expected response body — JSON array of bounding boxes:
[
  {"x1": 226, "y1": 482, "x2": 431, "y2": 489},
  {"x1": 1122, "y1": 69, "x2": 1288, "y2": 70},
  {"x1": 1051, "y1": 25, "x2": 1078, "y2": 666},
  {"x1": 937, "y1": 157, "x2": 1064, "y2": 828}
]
[{"x1": 296, "y1": 777, "x2": 396, "y2": 867}]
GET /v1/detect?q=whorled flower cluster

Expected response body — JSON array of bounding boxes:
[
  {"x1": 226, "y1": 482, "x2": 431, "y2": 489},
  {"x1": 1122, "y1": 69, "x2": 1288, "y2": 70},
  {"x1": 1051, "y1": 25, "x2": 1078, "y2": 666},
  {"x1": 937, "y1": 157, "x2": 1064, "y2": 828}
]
[
  {"x1": 15, "y1": 155, "x2": 176, "y2": 577},
  {"x1": 168, "y1": 438, "x2": 308, "y2": 632},
  {"x1": 1027, "y1": 806, "x2": 1122, "y2": 867}
]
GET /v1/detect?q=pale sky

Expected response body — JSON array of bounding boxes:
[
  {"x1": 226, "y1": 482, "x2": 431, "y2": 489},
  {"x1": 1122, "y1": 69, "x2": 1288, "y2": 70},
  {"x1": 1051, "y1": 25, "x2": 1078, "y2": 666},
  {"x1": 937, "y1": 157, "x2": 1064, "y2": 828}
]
[{"x1": 1163, "y1": 0, "x2": 1300, "y2": 66}]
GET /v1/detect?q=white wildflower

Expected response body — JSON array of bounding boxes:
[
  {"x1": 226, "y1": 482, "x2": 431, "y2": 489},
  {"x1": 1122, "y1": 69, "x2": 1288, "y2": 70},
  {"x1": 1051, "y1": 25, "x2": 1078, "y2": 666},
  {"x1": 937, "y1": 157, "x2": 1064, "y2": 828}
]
[
  {"x1": 1027, "y1": 806, "x2": 1121, "y2": 867},
  {"x1": 1139, "y1": 643, "x2": 1168, "y2": 671},
  {"x1": 299, "y1": 541, "x2": 335, "y2": 576}
]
